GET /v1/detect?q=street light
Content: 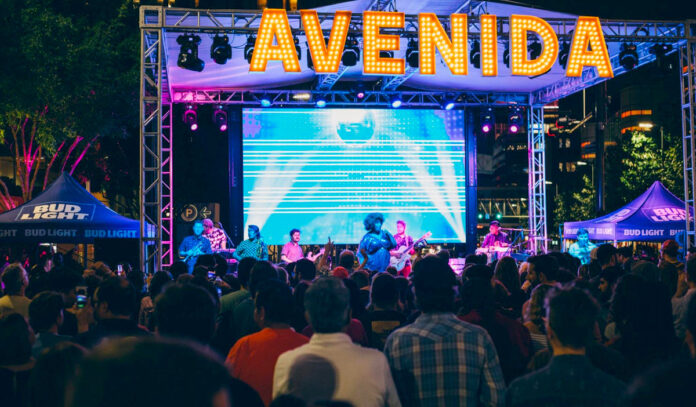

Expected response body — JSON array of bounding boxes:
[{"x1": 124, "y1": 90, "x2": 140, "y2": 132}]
[{"x1": 638, "y1": 122, "x2": 654, "y2": 129}]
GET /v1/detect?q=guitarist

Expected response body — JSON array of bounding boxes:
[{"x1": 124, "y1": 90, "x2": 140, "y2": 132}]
[
  {"x1": 179, "y1": 220, "x2": 213, "y2": 273},
  {"x1": 390, "y1": 220, "x2": 415, "y2": 278}
]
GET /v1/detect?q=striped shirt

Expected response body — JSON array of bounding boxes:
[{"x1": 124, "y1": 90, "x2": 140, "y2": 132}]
[{"x1": 384, "y1": 312, "x2": 506, "y2": 407}]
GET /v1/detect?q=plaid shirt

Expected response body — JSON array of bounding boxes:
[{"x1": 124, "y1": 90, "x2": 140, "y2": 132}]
[
  {"x1": 204, "y1": 228, "x2": 226, "y2": 250},
  {"x1": 384, "y1": 313, "x2": 505, "y2": 407}
]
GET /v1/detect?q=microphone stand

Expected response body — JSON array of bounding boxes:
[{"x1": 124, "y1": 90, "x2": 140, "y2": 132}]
[{"x1": 215, "y1": 222, "x2": 235, "y2": 249}]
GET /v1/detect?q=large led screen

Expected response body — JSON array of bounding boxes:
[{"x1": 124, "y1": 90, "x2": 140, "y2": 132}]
[{"x1": 242, "y1": 108, "x2": 467, "y2": 245}]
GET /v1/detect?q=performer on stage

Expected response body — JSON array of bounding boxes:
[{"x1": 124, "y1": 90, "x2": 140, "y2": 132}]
[
  {"x1": 233, "y1": 225, "x2": 268, "y2": 261},
  {"x1": 358, "y1": 212, "x2": 397, "y2": 273},
  {"x1": 390, "y1": 220, "x2": 414, "y2": 277},
  {"x1": 280, "y1": 229, "x2": 323, "y2": 264},
  {"x1": 481, "y1": 220, "x2": 510, "y2": 248},
  {"x1": 568, "y1": 228, "x2": 596, "y2": 265},
  {"x1": 202, "y1": 219, "x2": 227, "y2": 251},
  {"x1": 179, "y1": 220, "x2": 213, "y2": 273}
]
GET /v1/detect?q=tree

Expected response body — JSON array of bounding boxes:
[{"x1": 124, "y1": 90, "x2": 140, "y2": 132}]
[
  {"x1": 0, "y1": 0, "x2": 139, "y2": 212},
  {"x1": 553, "y1": 174, "x2": 596, "y2": 232}
]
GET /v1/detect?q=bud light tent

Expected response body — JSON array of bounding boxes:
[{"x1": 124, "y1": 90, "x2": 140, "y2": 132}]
[
  {"x1": 563, "y1": 181, "x2": 692, "y2": 243},
  {"x1": 0, "y1": 172, "x2": 150, "y2": 243}
]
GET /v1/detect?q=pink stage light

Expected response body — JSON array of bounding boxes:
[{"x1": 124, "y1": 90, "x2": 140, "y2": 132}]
[
  {"x1": 190, "y1": 123, "x2": 199, "y2": 131},
  {"x1": 509, "y1": 124, "x2": 519, "y2": 133},
  {"x1": 219, "y1": 124, "x2": 228, "y2": 131},
  {"x1": 482, "y1": 124, "x2": 491, "y2": 133}
]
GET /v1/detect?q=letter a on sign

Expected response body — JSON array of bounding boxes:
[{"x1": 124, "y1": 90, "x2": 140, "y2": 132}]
[
  {"x1": 249, "y1": 9, "x2": 301, "y2": 73},
  {"x1": 565, "y1": 16, "x2": 613, "y2": 78}
]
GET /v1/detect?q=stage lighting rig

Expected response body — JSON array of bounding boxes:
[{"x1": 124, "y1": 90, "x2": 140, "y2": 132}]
[
  {"x1": 342, "y1": 35, "x2": 360, "y2": 66},
  {"x1": 649, "y1": 43, "x2": 673, "y2": 57},
  {"x1": 619, "y1": 43, "x2": 639, "y2": 70},
  {"x1": 260, "y1": 94, "x2": 272, "y2": 107},
  {"x1": 244, "y1": 36, "x2": 256, "y2": 63},
  {"x1": 480, "y1": 108, "x2": 494, "y2": 133},
  {"x1": 558, "y1": 41, "x2": 570, "y2": 69},
  {"x1": 183, "y1": 105, "x2": 198, "y2": 131},
  {"x1": 441, "y1": 94, "x2": 455, "y2": 111},
  {"x1": 210, "y1": 34, "x2": 231, "y2": 65},
  {"x1": 470, "y1": 40, "x2": 481, "y2": 69},
  {"x1": 508, "y1": 106, "x2": 523, "y2": 133},
  {"x1": 177, "y1": 34, "x2": 204, "y2": 72},
  {"x1": 213, "y1": 106, "x2": 228, "y2": 132},
  {"x1": 406, "y1": 39, "x2": 419, "y2": 69},
  {"x1": 353, "y1": 82, "x2": 366, "y2": 99},
  {"x1": 315, "y1": 94, "x2": 327, "y2": 108},
  {"x1": 390, "y1": 94, "x2": 402, "y2": 108}
]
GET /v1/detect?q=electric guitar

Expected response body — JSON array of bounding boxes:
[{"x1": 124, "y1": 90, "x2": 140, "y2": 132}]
[{"x1": 390, "y1": 232, "x2": 432, "y2": 271}]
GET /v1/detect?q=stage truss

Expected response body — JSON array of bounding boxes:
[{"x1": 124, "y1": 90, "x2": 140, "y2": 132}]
[{"x1": 140, "y1": 5, "x2": 691, "y2": 271}]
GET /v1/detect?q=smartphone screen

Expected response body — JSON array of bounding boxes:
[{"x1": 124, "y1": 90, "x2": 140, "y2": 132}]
[
  {"x1": 76, "y1": 294, "x2": 87, "y2": 309},
  {"x1": 208, "y1": 270, "x2": 216, "y2": 281}
]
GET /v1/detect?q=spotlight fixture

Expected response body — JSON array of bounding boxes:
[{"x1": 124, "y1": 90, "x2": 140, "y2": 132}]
[
  {"x1": 390, "y1": 94, "x2": 402, "y2": 108},
  {"x1": 315, "y1": 94, "x2": 327, "y2": 108},
  {"x1": 558, "y1": 41, "x2": 570, "y2": 69},
  {"x1": 177, "y1": 34, "x2": 205, "y2": 72},
  {"x1": 292, "y1": 92, "x2": 312, "y2": 101},
  {"x1": 470, "y1": 40, "x2": 481, "y2": 69},
  {"x1": 342, "y1": 35, "x2": 360, "y2": 66},
  {"x1": 619, "y1": 43, "x2": 639, "y2": 70},
  {"x1": 353, "y1": 82, "x2": 366, "y2": 100},
  {"x1": 649, "y1": 43, "x2": 673, "y2": 57},
  {"x1": 508, "y1": 106, "x2": 523, "y2": 133},
  {"x1": 441, "y1": 94, "x2": 455, "y2": 111},
  {"x1": 210, "y1": 34, "x2": 232, "y2": 65},
  {"x1": 213, "y1": 106, "x2": 228, "y2": 132},
  {"x1": 480, "y1": 107, "x2": 494, "y2": 133},
  {"x1": 183, "y1": 105, "x2": 198, "y2": 131},
  {"x1": 244, "y1": 36, "x2": 256, "y2": 63},
  {"x1": 260, "y1": 94, "x2": 272, "y2": 107},
  {"x1": 503, "y1": 42, "x2": 510, "y2": 68},
  {"x1": 528, "y1": 41, "x2": 542, "y2": 60},
  {"x1": 406, "y1": 39, "x2": 419, "y2": 68}
]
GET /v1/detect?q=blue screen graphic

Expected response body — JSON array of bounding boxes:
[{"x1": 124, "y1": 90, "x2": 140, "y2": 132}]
[{"x1": 242, "y1": 109, "x2": 467, "y2": 245}]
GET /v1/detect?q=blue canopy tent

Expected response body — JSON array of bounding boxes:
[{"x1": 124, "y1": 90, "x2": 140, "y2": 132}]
[
  {"x1": 0, "y1": 173, "x2": 147, "y2": 243},
  {"x1": 563, "y1": 181, "x2": 691, "y2": 243}
]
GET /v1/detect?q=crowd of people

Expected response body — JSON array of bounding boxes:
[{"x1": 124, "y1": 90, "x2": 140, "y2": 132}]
[{"x1": 1, "y1": 237, "x2": 695, "y2": 407}]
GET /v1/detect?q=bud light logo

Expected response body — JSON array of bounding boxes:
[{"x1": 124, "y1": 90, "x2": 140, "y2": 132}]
[
  {"x1": 606, "y1": 209, "x2": 631, "y2": 222},
  {"x1": 17, "y1": 203, "x2": 95, "y2": 221},
  {"x1": 643, "y1": 207, "x2": 687, "y2": 223}
]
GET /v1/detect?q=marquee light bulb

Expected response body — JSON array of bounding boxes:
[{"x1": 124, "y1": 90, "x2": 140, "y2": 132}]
[
  {"x1": 301, "y1": 10, "x2": 352, "y2": 73},
  {"x1": 566, "y1": 16, "x2": 613, "y2": 78},
  {"x1": 249, "y1": 9, "x2": 301, "y2": 73},
  {"x1": 363, "y1": 11, "x2": 405, "y2": 75},
  {"x1": 509, "y1": 15, "x2": 559, "y2": 76},
  {"x1": 418, "y1": 13, "x2": 467, "y2": 75}
]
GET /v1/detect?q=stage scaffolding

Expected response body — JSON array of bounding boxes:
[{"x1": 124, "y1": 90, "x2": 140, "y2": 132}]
[{"x1": 139, "y1": 5, "x2": 691, "y2": 272}]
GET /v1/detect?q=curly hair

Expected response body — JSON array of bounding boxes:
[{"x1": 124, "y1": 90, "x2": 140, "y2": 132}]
[{"x1": 363, "y1": 212, "x2": 385, "y2": 232}]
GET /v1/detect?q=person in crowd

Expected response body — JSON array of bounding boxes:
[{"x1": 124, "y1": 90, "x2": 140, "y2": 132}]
[
  {"x1": 220, "y1": 257, "x2": 256, "y2": 315},
  {"x1": 360, "y1": 273, "x2": 406, "y2": 350},
  {"x1": 672, "y1": 257, "x2": 696, "y2": 340},
  {"x1": 330, "y1": 266, "x2": 350, "y2": 279},
  {"x1": 568, "y1": 228, "x2": 597, "y2": 265},
  {"x1": 338, "y1": 250, "x2": 356, "y2": 274},
  {"x1": 0, "y1": 263, "x2": 32, "y2": 318},
  {"x1": 28, "y1": 342, "x2": 85, "y2": 407},
  {"x1": 617, "y1": 246, "x2": 633, "y2": 272},
  {"x1": 596, "y1": 244, "x2": 619, "y2": 272},
  {"x1": 523, "y1": 284, "x2": 553, "y2": 354},
  {"x1": 273, "y1": 277, "x2": 400, "y2": 407},
  {"x1": 623, "y1": 359, "x2": 696, "y2": 407},
  {"x1": 598, "y1": 266, "x2": 623, "y2": 306},
  {"x1": 179, "y1": 220, "x2": 213, "y2": 274},
  {"x1": 27, "y1": 251, "x2": 53, "y2": 298},
  {"x1": 684, "y1": 294, "x2": 696, "y2": 358},
  {"x1": 233, "y1": 225, "x2": 268, "y2": 261},
  {"x1": 67, "y1": 337, "x2": 238, "y2": 407},
  {"x1": 47, "y1": 267, "x2": 82, "y2": 337},
  {"x1": 609, "y1": 274, "x2": 679, "y2": 378},
  {"x1": 521, "y1": 254, "x2": 558, "y2": 295},
  {"x1": 493, "y1": 256, "x2": 527, "y2": 318},
  {"x1": 659, "y1": 239, "x2": 684, "y2": 272},
  {"x1": 226, "y1": 280, "x2": 309, "y2": 406},
  {"x1": 76, "y1": 277, "x2": 149, "y2": 348},
  {"x1": 28, "y1": 292, "x2": 72, "y2": 357},
  {"x1": 458, "y1": 273, "x2": 532, "y2": 384},
  {"x1": 154, "y1": 282, "x2": 217, "y2": 346},
  {"x1": 506, "y1": 287, "x2": 626, "y2": 406},
  {"x1": 0, "y1": 313, "x2": 35, "y2": 407},
  {"x1": 138, "y1": 271, "x2": 173, "y2": 331},
  {"x1": 169, "y1": 261, "x2": 189, "y2": 281},
  {"x1": 384, "y1": 256, "x2": 505, "y2": 406},
  {"x1": 231, "y1": 261, "x2": 279, "y2": 343},
  {"x1": 358, "y1": 212, "x2": 397, "y2": 274}
]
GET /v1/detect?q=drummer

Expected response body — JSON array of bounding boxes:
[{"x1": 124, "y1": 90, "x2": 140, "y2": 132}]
[{"x1": 481, "y1": 220, "x2": 510, "y2": 249}]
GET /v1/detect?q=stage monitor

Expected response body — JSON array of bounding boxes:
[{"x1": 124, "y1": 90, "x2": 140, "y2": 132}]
[{"x1": 242, "y1": 108, "x2": 467, "y2": 245}]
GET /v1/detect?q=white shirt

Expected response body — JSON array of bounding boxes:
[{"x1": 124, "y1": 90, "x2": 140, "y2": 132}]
[
  {"x1": 672, "y1": 287, "x2": 696, "y2": 339},
  {"x1": 273, "y1": 332, "x2": 401, "y2": 407}
]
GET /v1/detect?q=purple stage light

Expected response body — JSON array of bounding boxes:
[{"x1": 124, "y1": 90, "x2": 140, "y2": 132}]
[
  {"x1": 509, "y1": 124, "x2": 519, "y2": 133},
  {"x1": 219, "y1": 124, "x2": 228, "y2": 131},
  {"x1": 482, "y1": 124, "x2": 491, "y2": 133},
  {"x1": 357, "y1": 91, "x2": 365, "y2": 99},
  {"x1": 190, "y1": 123, "x2": 198, "y2": 131}
]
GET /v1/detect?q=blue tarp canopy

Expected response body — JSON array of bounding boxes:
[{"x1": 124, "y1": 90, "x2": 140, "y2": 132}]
[
  {"x1": 564, "y1": 181, "x2": 691, "y2": 242},
  {"x1": 0, "y1": 173, "x2": 145, "y2": 243}
]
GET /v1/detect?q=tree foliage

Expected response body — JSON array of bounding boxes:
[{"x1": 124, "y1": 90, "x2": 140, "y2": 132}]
[{"x1": 553, "y1": 174, "x2": 596, "y2": 232}]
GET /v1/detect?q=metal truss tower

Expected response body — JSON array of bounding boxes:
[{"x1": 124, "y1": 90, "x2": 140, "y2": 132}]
[
  {"x1": 681, "y1": 21, "x2": 696, "y2": 249},
  {"x1": 528, "y1": 106, "x2": 547, "y2": 253}
]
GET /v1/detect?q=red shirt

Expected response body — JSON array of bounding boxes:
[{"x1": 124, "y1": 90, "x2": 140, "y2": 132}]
[{"x1": 226, "y1": 327, "x2": 309, "y2": 406}]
